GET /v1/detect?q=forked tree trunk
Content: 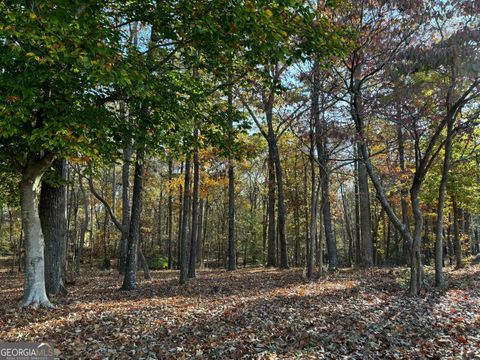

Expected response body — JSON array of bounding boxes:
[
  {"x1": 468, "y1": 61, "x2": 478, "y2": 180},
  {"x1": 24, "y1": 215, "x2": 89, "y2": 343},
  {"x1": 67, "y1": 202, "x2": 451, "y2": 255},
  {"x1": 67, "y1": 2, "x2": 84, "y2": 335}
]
[{"x1": 21, "y1": 154, "x2": 54, "y2": 307}]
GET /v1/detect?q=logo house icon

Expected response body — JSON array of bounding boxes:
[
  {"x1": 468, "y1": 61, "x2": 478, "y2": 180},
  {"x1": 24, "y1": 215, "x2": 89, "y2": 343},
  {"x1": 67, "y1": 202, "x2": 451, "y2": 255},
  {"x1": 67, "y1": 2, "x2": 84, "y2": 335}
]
[{"x1": 36, "y1": 343, "x2": 54, "y2": 358}]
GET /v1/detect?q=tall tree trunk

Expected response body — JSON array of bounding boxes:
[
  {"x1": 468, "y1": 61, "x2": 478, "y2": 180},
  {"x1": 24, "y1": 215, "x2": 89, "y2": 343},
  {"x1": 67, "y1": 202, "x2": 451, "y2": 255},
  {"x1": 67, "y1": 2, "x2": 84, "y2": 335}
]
[
  {"x1": 434, "y1": 120, "x2": 453, "y2": 287},
  {"x1": 176, "y1": 162, "x2": 184, "y2": 269},
  {"x1": 227, "y1": 87, "x2": 237, "y2": 271},
  {"x1": 293, "y1": 159, "x2": 301, "y2": 267},
  {"x1": 340, "y1": 184, "x2": 354, "y2": 267},
  {"x1": 272, "y1": 143, "x2": 288, "y2": 268},
  {"x1": 354, "y1": 150, "x2": 361, "y2": 265},
  {"x1": 121, "y1": 148, "x2": 145, "y2": 290},
  {"x1": 409, "y1": 186, "x2": 425, "y2": 296},
  {"x1": 357, "y1": 143, "x2": 373, "y2": 267},
  {"x1": 167, "y1": 159, "x2": 174, "y2": 270},
  {"x1": 452, "y1": 194, "x2": 463, "y2": 268},
  {"x1": 197, "y1": 198, "x2": 205, "y2": 269},
  {"x1": 75, "y1": 175, "x2": 89, "y2": 275},
  {"x1": 307, "y1": 128, "x2": 318, "y2": 279},
  {"x1": 20, "y1": 153, "x2": 54, "y2": 307},
  {"x1": 227, "y1": 159, "x2": 236, "y2": 270},
  {"x1": 312, "y1": 63, "x2": 338, "y2": 269},
  {"x1": 266, "y1": 149, "x2": 276, "y2": 267},
  {"x1": 397, "y1": 125, "x2": 410, "y2": 265},
  {"x1": 40, "y1": 159, "x2": 67, "y2": 296},
  {"x1": 189, "y1": 130, "x2": 200, "y2": 278},
  {"x1": 179, "y1": 158, "x2": 191, "y2": 284},
  {"x1": 119, "y1": 144, "x2": 132, "y2": 274}
]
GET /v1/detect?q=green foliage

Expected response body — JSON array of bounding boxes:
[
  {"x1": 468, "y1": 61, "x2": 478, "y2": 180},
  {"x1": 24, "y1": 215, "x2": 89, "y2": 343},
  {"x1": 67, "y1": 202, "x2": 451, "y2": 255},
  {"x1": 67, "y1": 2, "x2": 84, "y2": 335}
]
[
  {"x1": 0, "y1": 0, "x2": 123, "y2": 162},
  {"x1": 147, "y1": 256, "x2": 169, "y2": 270}
]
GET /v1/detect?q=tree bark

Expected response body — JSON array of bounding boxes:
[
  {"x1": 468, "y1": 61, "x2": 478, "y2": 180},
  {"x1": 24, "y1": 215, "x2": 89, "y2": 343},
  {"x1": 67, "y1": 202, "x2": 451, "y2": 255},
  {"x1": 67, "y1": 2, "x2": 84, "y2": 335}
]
[
  {"x1": 167, "y1": 159, "x2": 174, "y2": 270},
  {"x1": 452, "y1": 194, "x2": 463, "y2": 268},
  {"x1": 226, "y1": 85, "x2": 237, "y2": 272},
  {"x1": 121, "y1": 147, "x2": 145, "y2": 290},
  {"x1": 189, "y1": 130, "x2": 200, "y2": 278},
  {"x1": 197, "y1": 198, "x2": 205, "y2": 269},
  {"x1": 119, "y1": 144, "x2": 132, "y2": 274},
  {"x1": 272, "y1": 143, "x2": 288, "y2": 268},
  {"x1": 266, "y1": 148, "x2": 276, "y2": 267},
  {"x1": 40, "y1": 159, "x2": 67, "y2": 296},
  {"x1": 434, "y1": 120, "x2": 453, "y2": 287},
  {"x1": 357, "y1": 143, "x2": 373, "y2": 267},
  {"x1": 307, "y1": 127, "x2": 318, "y2": 278},
  {"x1": 20, "y1": 153, "x2": 54, "y2": 307},
  {"x1": 75, "y1": 175, "x2": 89, "y2": 275},
  {"x1": 227, "y1": 157, "x2": 236, "y2": 271},
  {"x1": 179, "y1": 158, "x2": 191, "y2": 284}
]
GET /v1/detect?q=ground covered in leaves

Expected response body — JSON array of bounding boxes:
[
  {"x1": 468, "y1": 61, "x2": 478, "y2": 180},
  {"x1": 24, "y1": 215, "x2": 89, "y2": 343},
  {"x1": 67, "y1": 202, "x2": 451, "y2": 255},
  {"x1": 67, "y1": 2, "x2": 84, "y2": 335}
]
[{"x1": 1, "y1": 264, "x2": 479, "y2": 359}]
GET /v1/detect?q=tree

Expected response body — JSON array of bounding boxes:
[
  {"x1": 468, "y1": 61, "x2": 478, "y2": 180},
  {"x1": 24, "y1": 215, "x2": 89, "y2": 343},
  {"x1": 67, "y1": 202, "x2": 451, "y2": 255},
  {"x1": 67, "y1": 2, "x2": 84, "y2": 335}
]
[
  {"x1": 39, "y1": 159, "x2": 67, "y2": 295},
  {"x1": 0, "y1": 0, "x2": 122, "y2": 307}
]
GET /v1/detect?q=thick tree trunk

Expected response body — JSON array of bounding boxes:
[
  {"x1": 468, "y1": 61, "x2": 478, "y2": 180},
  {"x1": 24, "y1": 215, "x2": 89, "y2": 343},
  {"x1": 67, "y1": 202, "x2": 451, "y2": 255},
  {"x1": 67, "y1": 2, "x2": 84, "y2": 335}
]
[
  {"x1": 40, "y1": 159, "x2": 67, "y2": 296},
  {"x1": 121, "y1": 148, "x2": 144, "y2": 290},
  {"x1": 21, "y1": 154, "x2": 54, "y2": 307},
  {"x1": 179, "y1": 158, "x2": 191, "y2": 284},
  {"x1": 119, "y1": 145, "x2": 132, "y2": 274}
]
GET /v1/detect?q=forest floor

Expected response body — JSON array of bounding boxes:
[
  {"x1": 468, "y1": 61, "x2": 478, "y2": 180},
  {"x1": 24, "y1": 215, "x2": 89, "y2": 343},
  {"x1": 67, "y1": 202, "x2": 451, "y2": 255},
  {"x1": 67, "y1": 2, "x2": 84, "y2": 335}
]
[{"x1": 0, "y1": 264, "x2": 479, "y2": 359}]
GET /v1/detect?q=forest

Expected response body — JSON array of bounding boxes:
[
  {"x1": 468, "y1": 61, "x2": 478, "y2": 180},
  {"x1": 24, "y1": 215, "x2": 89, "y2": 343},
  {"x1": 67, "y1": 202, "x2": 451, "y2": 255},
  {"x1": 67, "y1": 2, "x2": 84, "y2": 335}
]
[{"x1": 0, "y1": 0, "x2": 479, "y2": 358}]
